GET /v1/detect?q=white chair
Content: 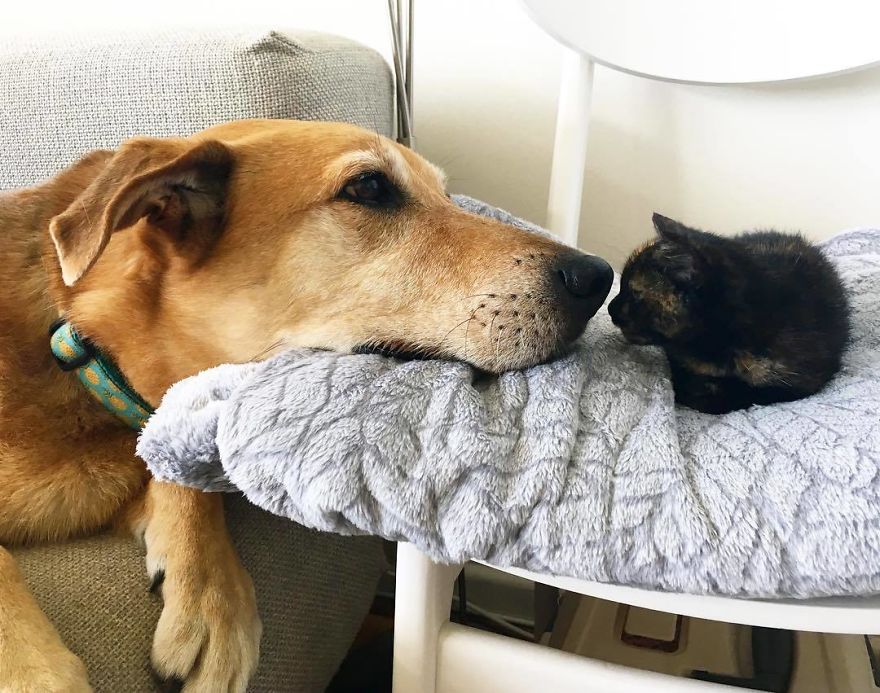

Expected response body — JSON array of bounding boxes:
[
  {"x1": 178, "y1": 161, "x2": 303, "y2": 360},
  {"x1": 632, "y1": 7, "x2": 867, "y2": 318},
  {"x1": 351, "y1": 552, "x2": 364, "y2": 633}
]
[{"x1": 392, "y1": 2, "x2": 880, "y2": 692}]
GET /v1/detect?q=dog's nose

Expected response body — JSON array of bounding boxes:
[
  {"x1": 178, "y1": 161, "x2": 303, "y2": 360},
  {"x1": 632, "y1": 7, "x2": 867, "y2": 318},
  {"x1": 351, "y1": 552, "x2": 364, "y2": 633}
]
[
  {"x1": 557, "y1": 253, "x2": 614, "y2": 300},
  {"x1": 551, "y1": 251, "x2": 614, "y2": 342}
]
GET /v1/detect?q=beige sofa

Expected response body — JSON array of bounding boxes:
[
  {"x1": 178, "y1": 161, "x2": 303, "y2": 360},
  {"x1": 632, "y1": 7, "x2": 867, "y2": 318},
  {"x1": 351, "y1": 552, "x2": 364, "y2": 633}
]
[{"x1": 1, "y1": 29, "x2": 393, "y2": 692}]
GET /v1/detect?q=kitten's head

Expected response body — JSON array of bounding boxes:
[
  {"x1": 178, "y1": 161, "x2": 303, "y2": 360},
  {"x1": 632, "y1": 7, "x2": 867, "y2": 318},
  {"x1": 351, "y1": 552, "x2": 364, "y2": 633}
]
[{"x1": 608, "y1": 214, "x2": 718, "y2": 345}]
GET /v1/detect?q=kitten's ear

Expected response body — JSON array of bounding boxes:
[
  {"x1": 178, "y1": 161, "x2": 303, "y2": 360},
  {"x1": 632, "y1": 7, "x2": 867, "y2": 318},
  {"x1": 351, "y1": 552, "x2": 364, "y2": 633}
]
[
  {"x1": 664, "y1": 250, "x2": 701, "y2": 285},
  {"x1": 652, "y1": 213, "x2": 701, "y2": 244},
  {"x1": 652, "y1": 214, "x2": 705, "y2": 284}
]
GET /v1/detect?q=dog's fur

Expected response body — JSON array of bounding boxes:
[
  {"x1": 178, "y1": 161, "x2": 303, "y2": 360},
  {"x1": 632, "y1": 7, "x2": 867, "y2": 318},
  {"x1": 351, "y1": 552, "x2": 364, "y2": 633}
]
[{"x1": 0, "y1": 119, "x2": 610, "y2": 691}]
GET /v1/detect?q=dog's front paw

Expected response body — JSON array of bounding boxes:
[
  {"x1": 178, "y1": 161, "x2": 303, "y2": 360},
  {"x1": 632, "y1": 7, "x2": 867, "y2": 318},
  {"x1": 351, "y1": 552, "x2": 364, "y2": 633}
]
[{"x1": 146, "y1": 536, "x2": 261, "y2": 692}]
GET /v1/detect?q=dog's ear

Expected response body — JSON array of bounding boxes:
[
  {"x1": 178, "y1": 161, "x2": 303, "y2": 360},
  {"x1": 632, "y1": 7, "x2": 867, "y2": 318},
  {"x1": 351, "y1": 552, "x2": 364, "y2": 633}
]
[{"x1": 49, "y1": 138, "x2": 233, "y2": 286}]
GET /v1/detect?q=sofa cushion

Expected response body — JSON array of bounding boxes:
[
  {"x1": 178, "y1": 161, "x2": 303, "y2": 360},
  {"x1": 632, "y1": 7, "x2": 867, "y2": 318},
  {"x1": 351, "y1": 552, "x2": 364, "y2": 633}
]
[{"x1": 0, "y1": 29, "x2": 393, "y2": 190}]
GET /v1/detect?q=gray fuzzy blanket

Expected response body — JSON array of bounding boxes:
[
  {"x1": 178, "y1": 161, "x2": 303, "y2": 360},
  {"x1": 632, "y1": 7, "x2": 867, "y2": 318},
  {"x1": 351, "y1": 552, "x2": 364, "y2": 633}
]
[{"x1": 138, "y1": 198, "x2": 880, "y2": 599}]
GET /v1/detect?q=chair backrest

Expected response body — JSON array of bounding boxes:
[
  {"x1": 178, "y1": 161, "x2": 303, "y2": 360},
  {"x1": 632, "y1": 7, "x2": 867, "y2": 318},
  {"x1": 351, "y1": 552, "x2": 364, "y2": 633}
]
[{"x1": 521, "y1": 0, "x2": 880, "y2": 85}]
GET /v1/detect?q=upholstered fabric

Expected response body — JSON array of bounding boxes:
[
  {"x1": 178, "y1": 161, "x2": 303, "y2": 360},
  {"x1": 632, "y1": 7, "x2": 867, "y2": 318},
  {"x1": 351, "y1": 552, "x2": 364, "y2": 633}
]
[
  {"x1": 0, "y1": 29, "x2": 393, "y2": 190},
  {"x1": 2, "y1": 28, "x2": 392, "y2": 691},
  {"x1": 13, "y1": 496, "x2": 386, "y2": 692}
]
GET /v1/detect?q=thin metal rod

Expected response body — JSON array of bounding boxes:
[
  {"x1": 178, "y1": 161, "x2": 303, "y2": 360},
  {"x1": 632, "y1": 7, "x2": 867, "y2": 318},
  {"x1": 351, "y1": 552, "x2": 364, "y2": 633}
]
[
  {"x1": 459, "y1": 599, "x2": 534, "y2": 641},
  {"x1": 387, "y1": 0, "x2": 401, "y2": 111},
  {"x1": 396, "y1": 0, "x2": 405, "y2": 108},
  {"x1": 388, "y1": 0, "x2": 401, "y2": 59},
  {"x1": 391, "y1": 0, "x2": 407, "y2": 137},
  {"x1": 387, "y1": 0, "x2": 411, "y2": 143},
  {"x1": 405, "y1": 0, "x2": 414, "y2": 125}
]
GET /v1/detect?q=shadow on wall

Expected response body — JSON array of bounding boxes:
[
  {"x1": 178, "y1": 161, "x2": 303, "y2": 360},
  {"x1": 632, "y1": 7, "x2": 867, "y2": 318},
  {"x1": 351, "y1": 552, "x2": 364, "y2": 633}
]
[
  {"x1": 578, "y1": 63, "x2": 880, "y2": 268},
  {"x1": 418, "y1": 85, "x2": 558, "y2": 232},
  {"x1": 580, "y1": 70, "x2": 683, "y2": 269}
]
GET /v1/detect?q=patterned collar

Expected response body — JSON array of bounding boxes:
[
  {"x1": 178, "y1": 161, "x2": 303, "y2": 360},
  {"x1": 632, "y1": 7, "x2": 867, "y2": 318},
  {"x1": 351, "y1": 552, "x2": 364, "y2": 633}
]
[{"x1": 49, "y1": 320, "x2": 153, "y2": 429}]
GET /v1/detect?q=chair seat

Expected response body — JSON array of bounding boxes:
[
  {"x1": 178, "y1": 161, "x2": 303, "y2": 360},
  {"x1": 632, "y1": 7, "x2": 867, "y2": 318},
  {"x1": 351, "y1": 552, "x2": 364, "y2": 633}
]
[{"x1": 478, "y1": 561, "x2": 880, "y2": 635}]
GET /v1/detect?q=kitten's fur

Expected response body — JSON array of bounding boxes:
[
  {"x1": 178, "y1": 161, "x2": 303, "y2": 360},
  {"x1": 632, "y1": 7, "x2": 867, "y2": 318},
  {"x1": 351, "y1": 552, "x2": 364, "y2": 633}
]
[{"x1": 608, "y1": 214, "x2": 850, "y2": 414}]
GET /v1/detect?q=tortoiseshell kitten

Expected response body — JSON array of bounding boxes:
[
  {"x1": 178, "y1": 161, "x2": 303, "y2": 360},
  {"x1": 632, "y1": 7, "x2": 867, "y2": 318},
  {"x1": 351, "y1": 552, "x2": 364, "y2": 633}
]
[{"x1": 608, "y1": 214, "x2": 850, "y2": 414}]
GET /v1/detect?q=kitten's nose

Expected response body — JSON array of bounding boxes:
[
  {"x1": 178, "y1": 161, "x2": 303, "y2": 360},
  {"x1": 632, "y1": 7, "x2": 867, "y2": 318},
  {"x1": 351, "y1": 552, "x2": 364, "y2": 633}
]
[
  {"x1": 557, "y1": 253, "x2": 614, "y2": 300},
  {"x1": 608, "y1": 295, "x2": 622, "y2": 325}
]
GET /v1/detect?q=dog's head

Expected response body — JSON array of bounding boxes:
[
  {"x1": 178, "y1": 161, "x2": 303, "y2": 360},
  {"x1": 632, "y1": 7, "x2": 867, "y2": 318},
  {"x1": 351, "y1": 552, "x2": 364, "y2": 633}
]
[{"x1": 48, "y1": 120, "x2": 612, "y2": 400}]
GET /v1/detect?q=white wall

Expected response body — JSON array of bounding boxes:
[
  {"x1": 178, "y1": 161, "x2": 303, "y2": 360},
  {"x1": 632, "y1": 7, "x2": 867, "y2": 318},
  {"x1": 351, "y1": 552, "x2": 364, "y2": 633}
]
[
  {"x1": 5, "y1": 0, "x2": 879, "y2": 267},
  {"x1": 582, "y1": 66, "x2": 880, "y2": 266}
]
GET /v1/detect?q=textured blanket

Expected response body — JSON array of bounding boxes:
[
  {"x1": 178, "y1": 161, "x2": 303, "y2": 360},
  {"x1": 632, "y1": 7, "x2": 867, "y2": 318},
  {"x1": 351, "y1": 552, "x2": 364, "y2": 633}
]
[{"x1": 138, "y1": 198, "x2": 880, "y2": 599}]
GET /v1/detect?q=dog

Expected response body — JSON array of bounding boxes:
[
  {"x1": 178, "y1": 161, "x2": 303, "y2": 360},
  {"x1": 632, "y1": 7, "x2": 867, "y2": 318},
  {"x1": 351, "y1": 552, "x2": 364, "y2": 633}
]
[{"x1": 0, "y1": 119, "x2": 613, "y2": 691}]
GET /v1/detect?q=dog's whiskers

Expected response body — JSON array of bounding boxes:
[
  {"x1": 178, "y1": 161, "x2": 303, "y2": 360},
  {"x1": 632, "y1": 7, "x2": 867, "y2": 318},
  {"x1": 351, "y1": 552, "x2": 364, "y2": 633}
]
[
  {"x1": 247, "y1": 339, "x2": 284, "y2": 363},
  {"x1": 461, "y1": 293, "x2": 500, "y2": 302},
  {"x1": 463, "y1": 316, "x2": 473, "y2": 362},
  {"x1": 486, "y1": 311, "x2": 500, "y2": 363},
  {"x1": 438, "y1": 314, "x2": 476, "y2": 353}
]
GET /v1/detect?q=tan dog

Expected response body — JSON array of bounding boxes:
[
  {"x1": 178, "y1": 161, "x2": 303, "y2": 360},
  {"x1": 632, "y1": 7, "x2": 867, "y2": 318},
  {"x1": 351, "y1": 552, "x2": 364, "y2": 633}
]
[{"x1": 0, "y1": 119, "x2": 612, "y2": 691}]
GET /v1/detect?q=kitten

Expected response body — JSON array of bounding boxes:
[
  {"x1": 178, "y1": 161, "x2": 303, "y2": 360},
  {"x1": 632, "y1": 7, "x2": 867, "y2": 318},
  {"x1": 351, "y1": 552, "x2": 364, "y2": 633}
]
[{"x1": 608, "y1": 214, "x2": 851, "y2": 414}]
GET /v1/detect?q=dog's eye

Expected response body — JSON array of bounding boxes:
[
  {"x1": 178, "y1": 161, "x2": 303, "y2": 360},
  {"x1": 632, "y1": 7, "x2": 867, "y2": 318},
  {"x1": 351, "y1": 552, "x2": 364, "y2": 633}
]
[{"x1": 340, "y1": 171, "x2": 399, "y2": 208}]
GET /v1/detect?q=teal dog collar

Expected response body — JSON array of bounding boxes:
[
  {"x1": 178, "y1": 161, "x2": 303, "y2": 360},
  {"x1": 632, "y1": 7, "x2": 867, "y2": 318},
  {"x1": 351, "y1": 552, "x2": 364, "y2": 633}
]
[{"x1": 49, "y1": 320, "x2": 153, "y2": 429}]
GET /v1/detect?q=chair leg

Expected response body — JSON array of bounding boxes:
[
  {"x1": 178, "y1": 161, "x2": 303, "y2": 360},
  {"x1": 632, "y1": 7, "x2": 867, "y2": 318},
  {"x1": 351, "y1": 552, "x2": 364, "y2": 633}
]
[
  {"x1": 392, "y1": 543, "x2": 463, "y2": 693},
  {"x1": 546, "y1": 49, "x2": 595, "y2": 248}
]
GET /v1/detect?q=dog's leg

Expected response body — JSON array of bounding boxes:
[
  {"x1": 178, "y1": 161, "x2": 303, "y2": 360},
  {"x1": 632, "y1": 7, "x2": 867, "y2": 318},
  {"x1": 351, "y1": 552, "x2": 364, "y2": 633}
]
[
  {"x1": 128, "y1": 481, "x2": 261, "y2": 692},
  {"x1": 0, "y1": 546, "x2": 92, "y2": 692}
]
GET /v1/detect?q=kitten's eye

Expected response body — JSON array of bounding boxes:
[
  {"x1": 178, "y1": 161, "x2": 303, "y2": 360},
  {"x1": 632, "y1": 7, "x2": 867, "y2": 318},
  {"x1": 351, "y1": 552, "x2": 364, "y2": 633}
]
[{"x1": 340, "y1": 171, "x2": 400, "y2": 207}]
